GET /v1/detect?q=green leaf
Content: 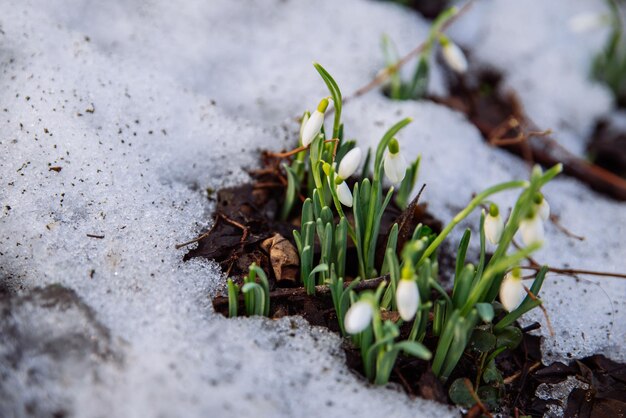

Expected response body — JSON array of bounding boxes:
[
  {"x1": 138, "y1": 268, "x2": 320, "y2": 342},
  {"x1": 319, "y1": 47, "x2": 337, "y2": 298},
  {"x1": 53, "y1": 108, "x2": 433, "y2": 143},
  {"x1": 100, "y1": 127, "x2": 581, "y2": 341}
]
[
  {"x1": 477, "y1": 385, "x2": 500, "y2": 410},
  {"x1": 482, "y1": 359, "x2": 503, "y2": 384},
  {"x1": 476, "y1": 303, "x2": 495, "y2": 323},
  {"x1": 495, "y1": 326, "x2": 523, "y2": 350},
  {"x1": 469, "y1": 329, "x2": 496, "y2": 353},
  {"x1": 280, "y1": 164, "x2": 300, "y2": 221},
  {"x1": 395, "y1": 340, "x2": 431, "y2": 360},
  {"x1": 313, "y1": 62, "x2": 342, "y2": 139},
  {"x1": 227, "y1": 278, "x2": 239, "y2": 318},
  {"x1": 455, "y1": 229, "x2": 471, "y2": 281},
  {"x1": 335, "y1": 218, "x2": 348, "y2": 279},
  {"x1": 448, "y1": 378, "x2": 476, "y2": 408},
  {"x1": 407, "y1": 54, "x2": 429, "y2": 100}
]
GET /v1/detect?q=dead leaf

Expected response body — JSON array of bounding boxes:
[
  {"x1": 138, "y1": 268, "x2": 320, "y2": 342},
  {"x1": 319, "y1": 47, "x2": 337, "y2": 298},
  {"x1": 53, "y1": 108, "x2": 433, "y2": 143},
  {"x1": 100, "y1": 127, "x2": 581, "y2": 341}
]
[{"x1": 261, "y1": 233, "x2": 299, "y2": 285}]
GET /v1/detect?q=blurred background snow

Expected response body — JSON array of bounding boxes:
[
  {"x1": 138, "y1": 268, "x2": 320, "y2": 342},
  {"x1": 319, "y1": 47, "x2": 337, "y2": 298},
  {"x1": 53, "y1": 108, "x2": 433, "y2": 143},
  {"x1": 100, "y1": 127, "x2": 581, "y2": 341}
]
[{"x1": 0, "y1": 0, "x2": 624, "y2": 416}]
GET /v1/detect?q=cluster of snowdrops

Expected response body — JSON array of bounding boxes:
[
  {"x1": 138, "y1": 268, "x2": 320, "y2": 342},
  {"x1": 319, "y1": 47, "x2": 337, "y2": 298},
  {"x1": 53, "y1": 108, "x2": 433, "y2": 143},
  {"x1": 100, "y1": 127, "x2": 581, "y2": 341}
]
[{"x1": 225, "y1": 63, "x2": 560, "y2": 386}]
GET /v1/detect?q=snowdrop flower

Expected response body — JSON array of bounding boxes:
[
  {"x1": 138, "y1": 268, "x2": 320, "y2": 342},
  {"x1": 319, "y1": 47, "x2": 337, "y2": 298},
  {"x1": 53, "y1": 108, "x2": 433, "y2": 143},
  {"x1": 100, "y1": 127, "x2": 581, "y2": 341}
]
[
  {"x1": 535, "y1": 194, "x2": 550, "y2": 221},
  {"x1": 569, "y1": 12, "x2": 607, "y2": 33},
  {"x1": 301, "y1": 98, "x2": 329, "y2": 147},
  {"x1": 344, "y1": 301, "x2": 373, "y2": 334},
  {"x1": 499, "y1": 268, "x2": 526, "y2": 312},
  {"x1": 396, "y1": 278, "x2": 419, "y2": 321},
  {"x1": 440, "y1": 37, "x2": 467, "y2": 74},
  {"x1": 519, "y1": 212, "x2": 544, "y2": 246},
  {"x1": 299, "y1": 112, "x2": 309, "y2": 145},
  {"x1": 383, "y1": 138, "x2": 408, "y2": 184},
  {"x1": 484, "y1": 204, "x2": 504, "y2": 245},
  {"x1": 336, "y1": 178, "x2": 353, "y2": 207},
  {"x1": 338, "y1": 147, "x2": 362, "y2": 180}
]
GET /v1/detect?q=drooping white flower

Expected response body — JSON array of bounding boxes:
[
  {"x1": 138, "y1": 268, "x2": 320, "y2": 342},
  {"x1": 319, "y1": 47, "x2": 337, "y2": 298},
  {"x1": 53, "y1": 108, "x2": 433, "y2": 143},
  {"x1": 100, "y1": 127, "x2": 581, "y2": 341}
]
[
  {"x1": 301, "y1": 98, "x2": 328, "y2": 147},
  {"x1": 538, "y1": 198, "x2": 550, "y2": 221},
  {"x1": 396, "y1": 279, "x2": 419, "y2": 321},
  {"x1": 519, "y1": 213, "x2": 544, "y2": 246},
  {"x1": 499, "y1": 269, "x2": 526, "y2": 312},
  {"x1": 441, "y1": 38, "x2": 468, "y2": 74},
  {"x1": 484, "y1": 205, "x2": 504, "y2": 245},
  {"x1": 338, "y1": 147, "x2": 362, "y2": 180},
  {"x1": 299, "y1": 112, "x2": 309, "y2": 145},
  {"x1": 336, "y1": 179, "x2": 353, "y2": 207},
  {"x1": 569, "y1": 12, "x2": 607, "y2": 33},
  {"x1": 344, "y1": 301, "x2": 373, "y2": 334},
  {"x1": 383, "y1": 138, "x2": 408, "y2": 184}
]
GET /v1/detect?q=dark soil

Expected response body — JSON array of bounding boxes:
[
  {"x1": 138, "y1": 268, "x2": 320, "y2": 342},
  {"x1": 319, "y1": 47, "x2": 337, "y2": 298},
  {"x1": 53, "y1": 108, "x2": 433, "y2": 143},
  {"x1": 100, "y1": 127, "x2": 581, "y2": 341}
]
[
  {"x1": 588, "y1": 117, "x2": 626, "y2": 179},
  {"x1": 184, "y1": 155, "x2": 626, "y2": 417}
]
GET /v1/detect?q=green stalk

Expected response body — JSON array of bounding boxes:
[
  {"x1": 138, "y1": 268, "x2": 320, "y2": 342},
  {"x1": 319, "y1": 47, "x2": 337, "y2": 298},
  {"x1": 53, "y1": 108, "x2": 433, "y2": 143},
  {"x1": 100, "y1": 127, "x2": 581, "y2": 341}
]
[{"x1": 418, "y1": 180, "x2": 527, "y2": 265}]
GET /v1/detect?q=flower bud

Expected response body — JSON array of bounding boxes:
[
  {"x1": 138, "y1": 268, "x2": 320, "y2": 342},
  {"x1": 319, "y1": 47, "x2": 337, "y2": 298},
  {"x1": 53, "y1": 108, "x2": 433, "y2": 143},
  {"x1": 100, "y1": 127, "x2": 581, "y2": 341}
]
[
  {"x1": 301, "y1": 98, "x2": 328, "y2": 147},
  {"x1": 383, "y1": 139, "x2": 408, "y2": 184},
  {"x1": 344, "y1": 301, "x2": 373, "y2": 334},
  {"x1": 336, "y1": 179, "x2": 353, "y2": 207},
  {"x1": 441, "y1": 37, "x2": 467, "y2": 74},
  {"x1": 499, "y1": 269, "x2": 525, "y2": 312},
  {"x1": 396, "y1": 279, "x2": 419, "y2": 321},
  {"x1": 338, "y1": 147, "x2": 362, "y2": 180},
  {"x1": 484, "y1": 204, "x2": 504, "y2": 245},
  {"x1": 538, "y1": 197, "x2": 550, "y2": 221},
  {"x1": 519, "y1": 213, "x2": 544, "y2": 246}
]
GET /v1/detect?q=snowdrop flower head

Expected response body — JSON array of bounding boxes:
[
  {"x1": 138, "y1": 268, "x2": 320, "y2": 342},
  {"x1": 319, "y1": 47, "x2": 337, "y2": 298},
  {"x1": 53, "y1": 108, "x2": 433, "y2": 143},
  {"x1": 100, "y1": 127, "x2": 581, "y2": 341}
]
[
  {"x1": 499, "y1": 268, "x2": 525, "y2": 312},
  {"x1": 383, "y1": 138, "x2": 408, "y2": 184},
  {"x1": 335, "y1": 178, "x2": 353, "y2": 207},
  {"x1": 534, "y1": 193, "x2": 550, "y2": 221},
  {"x1": 299, "y1": 112, "x2": 310, "y2": 145},
  {"x1": 484, "y1": 204, "x2": 504, "y2": 245},
  {"x1": 396, "y1": 278, "x2": 419, "y2": 321},
  {"x1": 440, "y1": 36, "x2": 467, "y2": 74},
  {"x1": 344, "y1": 300, "x2": 373, "y2": 334},
  {"x1": 519, "y1": 210, "x2": 544, "y2": 246},
  {"x1": 301, "y1": 98, "x2": 329, "y2": 147},
  {"x1": 338, "y1": 147, "x2": 362, "y2": 180}
]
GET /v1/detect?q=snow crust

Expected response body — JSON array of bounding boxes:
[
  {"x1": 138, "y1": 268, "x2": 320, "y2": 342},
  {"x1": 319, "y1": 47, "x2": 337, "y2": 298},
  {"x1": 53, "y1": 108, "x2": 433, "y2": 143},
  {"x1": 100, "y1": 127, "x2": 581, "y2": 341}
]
[{"x1": 0, "y1": 0, "x2": 624, "y2": 416}]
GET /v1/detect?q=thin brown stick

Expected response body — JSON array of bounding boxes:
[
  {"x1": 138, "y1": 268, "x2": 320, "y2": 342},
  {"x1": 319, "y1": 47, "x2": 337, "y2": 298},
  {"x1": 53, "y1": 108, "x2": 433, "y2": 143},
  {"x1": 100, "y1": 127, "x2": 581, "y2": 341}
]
[
  {"x1": 521, "y1": 265, "x2": 626, "y2": 280},
  {"x1": 267, "y1": 145, "x2": 309, "y2": 158},
  {"x1": 523, "y1": 285, "x2": 555, "y2": 336},
  {"x1": 548, "y1": 214, "x2": 585, "y2": 241},
  {"x1": 503, "y1": 361, "x2": 541, "y2": 385}
]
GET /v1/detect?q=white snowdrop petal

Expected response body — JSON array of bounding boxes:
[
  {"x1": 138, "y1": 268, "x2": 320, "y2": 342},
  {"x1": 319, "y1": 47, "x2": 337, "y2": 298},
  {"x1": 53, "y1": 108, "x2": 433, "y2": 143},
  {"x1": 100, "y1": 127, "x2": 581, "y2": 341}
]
[
  {"x1": 499, "y1": 273, "x2": 525, "y2": 312},
  {"x1": 336, "y1": 181, "x2": 353, "y2": 207},
  {"x1": 484, "y1": 214, "x2": 504, "y2": 245},
  {"x1": 338, "y1": 147, "x2": 362, "y2": 180},
  {"x1": 384, "y1": 152, "x2": 408, "y2": 184},
  {"x1": 299, "y1": 113, "x2": 309, "y2": 143},
  {"x1": 442, "y1": 42, "x2": 468, "y2": 73},
  {"x1": 396, "y1": 279, "x2": 419, "y2": 321},
  {"x1": 538, "y1": 199, "x2": 550, "y2": 221},
  {"x1": 520, "y1": 215, "x2": 544, "y2": 246},
  {"x1": 301, "y1": 110, "x2": 324, "y2": 147},
  {"x1": 344, "y1": 301, "x2": 373, "y2": 334}
]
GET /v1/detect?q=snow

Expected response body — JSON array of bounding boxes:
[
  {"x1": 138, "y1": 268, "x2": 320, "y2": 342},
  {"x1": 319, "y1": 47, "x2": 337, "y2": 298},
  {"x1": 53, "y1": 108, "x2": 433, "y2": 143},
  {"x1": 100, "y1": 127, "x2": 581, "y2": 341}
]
[{"x1": 0, "y1": 0, "x2": 624, "y2": 416}]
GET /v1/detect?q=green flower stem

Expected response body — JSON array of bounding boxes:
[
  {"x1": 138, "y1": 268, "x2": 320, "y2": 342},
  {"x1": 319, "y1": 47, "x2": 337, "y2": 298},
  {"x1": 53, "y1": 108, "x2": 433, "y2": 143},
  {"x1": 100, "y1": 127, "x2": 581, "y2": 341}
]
[{"x1": 418, "y1": 180, "x2": 528, "y2": 265}]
